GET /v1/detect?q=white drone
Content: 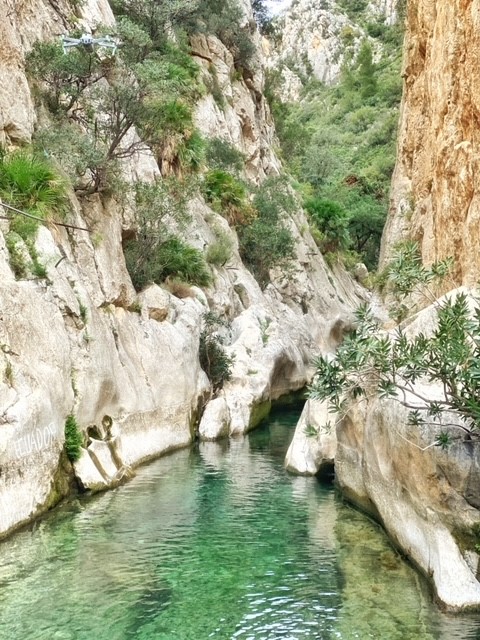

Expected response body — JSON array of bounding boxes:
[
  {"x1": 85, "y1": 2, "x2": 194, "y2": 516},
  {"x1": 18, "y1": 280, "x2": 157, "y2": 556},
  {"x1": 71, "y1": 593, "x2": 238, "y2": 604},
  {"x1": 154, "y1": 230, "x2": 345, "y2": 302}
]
[{"x1": 61, "y1": 33, "x2": 117, "y2": 55}]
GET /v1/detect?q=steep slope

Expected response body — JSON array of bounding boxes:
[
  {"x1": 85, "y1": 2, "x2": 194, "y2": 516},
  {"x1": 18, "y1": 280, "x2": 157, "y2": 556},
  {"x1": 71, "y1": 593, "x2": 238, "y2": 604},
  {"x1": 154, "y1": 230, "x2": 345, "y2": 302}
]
[
  {"x1": 0, "y1": 0, "x2": 361, "y2": 538},
  {"x1": 381, "y1": 0, "x2": 480, "y2": 286}
]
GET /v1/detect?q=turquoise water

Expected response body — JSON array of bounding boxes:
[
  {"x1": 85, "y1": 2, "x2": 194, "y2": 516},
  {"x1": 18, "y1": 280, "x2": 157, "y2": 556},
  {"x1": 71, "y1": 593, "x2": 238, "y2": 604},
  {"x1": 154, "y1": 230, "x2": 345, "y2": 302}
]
[{"x1": 0, "y1": 405, "x2": 479, "y2": 639}]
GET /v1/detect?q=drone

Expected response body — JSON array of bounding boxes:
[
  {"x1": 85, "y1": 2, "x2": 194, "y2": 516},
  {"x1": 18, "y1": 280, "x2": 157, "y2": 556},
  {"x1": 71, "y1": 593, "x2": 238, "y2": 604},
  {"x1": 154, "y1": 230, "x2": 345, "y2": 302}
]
[{"x1": 61, "y1": 33, "x2": 118, "y2": 55}]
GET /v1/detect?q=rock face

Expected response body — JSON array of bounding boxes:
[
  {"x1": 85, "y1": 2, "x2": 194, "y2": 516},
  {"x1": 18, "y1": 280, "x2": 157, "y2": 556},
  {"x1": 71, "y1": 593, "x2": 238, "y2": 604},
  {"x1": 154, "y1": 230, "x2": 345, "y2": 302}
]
[
  {"x1": 265, "y1": 0, "x2": 398, "y2": 100},
  {"x1": 285, "y1": 399, "x2": 336, "y2": 476},
  {"x1": 381, "y1": 0, "x2": 480, "y2": 286},
  {"x1": 287, "y1": 291, "x2": 480, "y2": 611},
  {"x1": 0, "y1": 0, "x2": 361, "y2": 538}
]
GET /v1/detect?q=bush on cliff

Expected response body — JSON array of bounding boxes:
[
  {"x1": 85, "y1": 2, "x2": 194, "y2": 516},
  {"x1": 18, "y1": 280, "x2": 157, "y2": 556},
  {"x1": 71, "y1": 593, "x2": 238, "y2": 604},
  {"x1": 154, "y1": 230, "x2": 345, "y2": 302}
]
[
  {"x1": 199, "y1": 312, "x2": 235, "y2": 393},
  {"x1": 238, "y1": 177, "x2": 296, "y2": 286},
  {"x1": 309, "y1": 245, "x2": 476, "y2": 446},
  {"x1": 125, "y1": 230, "x2": 211, "y2": 291}
]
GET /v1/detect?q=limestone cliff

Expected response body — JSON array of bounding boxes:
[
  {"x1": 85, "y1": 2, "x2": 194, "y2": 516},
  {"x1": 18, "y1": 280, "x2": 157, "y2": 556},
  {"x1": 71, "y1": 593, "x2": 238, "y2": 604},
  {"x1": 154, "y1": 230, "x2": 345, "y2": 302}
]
[
  {"x1": 0, "y1": 0, "x2": 361, "y2": 538},
  {"x1": 265, "y1": 0, "x2": 398, "y2": 100},
  {"x1": 381, "y1": 0, "x2": 480, "y2": 286}
]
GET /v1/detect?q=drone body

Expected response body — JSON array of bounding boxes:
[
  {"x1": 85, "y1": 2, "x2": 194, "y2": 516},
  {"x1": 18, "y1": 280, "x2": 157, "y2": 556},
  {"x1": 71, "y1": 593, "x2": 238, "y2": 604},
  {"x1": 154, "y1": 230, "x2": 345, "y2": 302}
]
[{"x1": 61, "y1": 33, "x2": 117, "y2": 55}]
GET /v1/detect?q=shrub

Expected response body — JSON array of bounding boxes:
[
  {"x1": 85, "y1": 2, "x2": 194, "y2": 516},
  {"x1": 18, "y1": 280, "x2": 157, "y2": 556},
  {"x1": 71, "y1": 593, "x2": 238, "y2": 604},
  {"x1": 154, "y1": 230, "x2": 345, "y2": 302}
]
[
  {"x1": 26, "y1": 41, "x2": 108, "y2": 114},
  {"x1": 0, "y1": 151, "x2": 65, "y2": 278},
  {"x1": 123, "y1": 178, "x2": 196, "y2": 289},
  {"x1": 238, "y1": 177, "x2": 296, "y2": 286},
  {"x1": 206, "y1": 138, "x2": 245, "y2": 174},
  {"x1": 305, "y1": 198, "x2": 350, "y2": 253},
  {"x1": 64, "y1": 415, "x2": 83, "y2": 462},
  {"x1": 156, "y1": 237, "x2": 211, "y2": 285},
  {"x1": 380, "y1": 241, "x2": 453, "y2": 321},
  {"x1": 199, "y1": 312, "x2": 235, "y2": 392},
  {"x1": 0, "y1": 150, "x2": 66, "y2": 219},
  {"x1": 193, "y1": 0, "x2": 256, "y2": 69},
  {"x1": 177, "y1": 130, "x2": 206, "y2": 172},
  {"x1": 202, "y1": 169, "x2": 253, "y2": 225},
  {"x1": 309, "y1": 292, "x2": 480, "y2": 446},
  {"x1": 206, "y1": 230, "x2": 233, "y2": 266},
  {"x1": 111, "y1": 0, "x2": 200, "y2": 51},
  {"x1": 5, "y1": 233, "x2": 28, "y2": 279},
  {"x1": 27, "y1": 32, "x2": 201, "y2": 192},
  {"x1": 125, "y1": 235, "x2": 211, "y2": 291}
]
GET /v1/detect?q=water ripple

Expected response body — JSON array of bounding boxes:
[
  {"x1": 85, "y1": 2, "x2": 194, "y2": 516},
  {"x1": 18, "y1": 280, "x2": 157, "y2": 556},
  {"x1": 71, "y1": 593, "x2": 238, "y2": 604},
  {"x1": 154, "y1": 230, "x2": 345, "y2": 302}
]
[{"x1": 0, "y1": 407, "x2": 479, "y2": 639}]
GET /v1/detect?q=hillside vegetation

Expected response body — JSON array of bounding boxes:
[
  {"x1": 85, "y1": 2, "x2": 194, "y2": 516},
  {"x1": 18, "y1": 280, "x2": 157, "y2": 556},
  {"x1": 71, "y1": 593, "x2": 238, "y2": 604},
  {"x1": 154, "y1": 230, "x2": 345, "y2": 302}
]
[
  {"x1": 267, "y1": 1, "x2": 406, "y2": 269},
  {"x1": 8, "y1": 0, "x2": 297, "y2": 293}
]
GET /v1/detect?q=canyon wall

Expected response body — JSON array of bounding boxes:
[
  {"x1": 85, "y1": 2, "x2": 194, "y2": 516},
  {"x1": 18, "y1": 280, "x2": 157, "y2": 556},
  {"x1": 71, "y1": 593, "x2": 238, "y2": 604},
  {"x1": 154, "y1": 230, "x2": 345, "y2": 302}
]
[
  {"x1": 287, "y1": 293, "x2": 480, "y2": 611},
  {"x1": 381, "y1": 0, "x2": 480, "y2": 285},
  {"x1": 279, "y1": 0, "x2": 480, "y2": 613},
  {"x1": 0, "y1": 0, "x2": 360, "y2": 538}
]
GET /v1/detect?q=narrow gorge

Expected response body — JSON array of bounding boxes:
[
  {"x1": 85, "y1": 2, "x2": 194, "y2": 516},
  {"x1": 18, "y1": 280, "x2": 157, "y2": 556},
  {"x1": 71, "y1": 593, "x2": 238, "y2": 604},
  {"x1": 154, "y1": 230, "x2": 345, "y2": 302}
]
[{"x1": 1, "y1": 0, "x2": 480, "y2": 635}]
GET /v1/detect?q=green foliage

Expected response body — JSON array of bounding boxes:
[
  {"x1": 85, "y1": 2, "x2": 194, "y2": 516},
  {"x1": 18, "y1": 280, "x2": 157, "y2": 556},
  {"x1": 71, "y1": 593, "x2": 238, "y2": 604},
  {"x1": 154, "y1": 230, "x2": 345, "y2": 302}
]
[
  {"x1": 27, "y1": 15, "x2": 202, "y2": 192},
  {"x1": 157, "y1": 237, "x2": 211, "y2": 285},
  {"x1": 203, "y1": 169, "x2": 253, "y2": 225},
  {"x1": 205, "y1": 138, "x2": 245, "y2": 174},
  {"x1": 304, "y1": 424, "x2": 319, "y2": 438},
  {"x1": 26, "y1": 41, "x2": 109, "y2": 114},
  {"x1": 5, "y1": 233, "x2": 28, "y2": 279},
  {"x1": 126, "y1": 234, "x2": 210, "y2": 291},
  {"x1": 357, "y1": 41, "x2": 377, "y2": 99},
  {"x1": 0, "y1": 150, "x2": 66, "y2": 218},
  {"x1": 310, "y1": 292, "x2": 480, "y2": 440},
  {"x1": 252, "y1": 0, "x2": 273, "y2": 34},
  {"x1": 305, "y1": 198, "x2": 350, "y2": 253},
  {"x1": 177, "y1": 130, "x2": 206, "y2": 172},
  {"x1": 64, "y1": 414, "x2": 83, "y2": 462},
  {"x1": 199, "y1": 312, "x2": 235, "y2": 393},
  {"x1": 28, "y1": 0, "x2": 255, "y2": 194},
  {"x1": 380, "y1": 241, "x2": 454, "y2": 321},
  {"x1": 267, "y1": 13, "x2": 404, "y2": 269},
  {"x1": 238, "y1": 177, "x2": 296, "y2": 286},
  {"x1": 123, "y1": 178, "x2": 200, "y2": 290},
  {"x1": 0, "y1": 151, "x2": 64, "y2": 279},
  {"x1": 194, "y1": 0, "x2": 256, "y2": 69},
  {"x1": 111, "y1": 0, "x2": 200, "y2": 51},
  {"x1": 206, "y1": 230, "x2": 233, "y2": 266},
  {"x1": 4, "y1": 361, "x2": 14, "y2": 386}
]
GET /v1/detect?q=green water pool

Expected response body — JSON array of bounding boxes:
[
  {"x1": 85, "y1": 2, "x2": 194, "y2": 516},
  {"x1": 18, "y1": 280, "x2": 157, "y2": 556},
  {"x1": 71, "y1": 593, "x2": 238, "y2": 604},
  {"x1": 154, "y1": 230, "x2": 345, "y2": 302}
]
[{"x1": 0, "y1": 405, "x2": 479, "y2": 639}]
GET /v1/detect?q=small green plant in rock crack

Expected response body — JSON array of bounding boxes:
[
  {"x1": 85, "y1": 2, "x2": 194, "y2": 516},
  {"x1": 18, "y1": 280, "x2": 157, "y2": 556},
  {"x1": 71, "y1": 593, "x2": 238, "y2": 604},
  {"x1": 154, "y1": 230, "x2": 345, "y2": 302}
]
[
  {"x1": 259, "y1": 318, "x2": 271, "y2": 345},
  {"x1": 78, "y1": 301, "x2": 88, "y2": 324},
  {"x1": 64, "y1": 414, "x2": 83, "y2": 462},
  {"x1": 303, "y1": 424, "x2": 319, "y2": 438},
  {"x1": 199, "y1": 311, "x2": 235, "y2": 393}
]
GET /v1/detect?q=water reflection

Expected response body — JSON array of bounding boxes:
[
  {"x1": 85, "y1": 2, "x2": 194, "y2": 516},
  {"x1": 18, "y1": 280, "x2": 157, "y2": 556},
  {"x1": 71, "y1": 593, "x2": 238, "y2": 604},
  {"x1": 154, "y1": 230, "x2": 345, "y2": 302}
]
[{"x1": 0, "y1": 406, "x2": 478, "y2": 639}]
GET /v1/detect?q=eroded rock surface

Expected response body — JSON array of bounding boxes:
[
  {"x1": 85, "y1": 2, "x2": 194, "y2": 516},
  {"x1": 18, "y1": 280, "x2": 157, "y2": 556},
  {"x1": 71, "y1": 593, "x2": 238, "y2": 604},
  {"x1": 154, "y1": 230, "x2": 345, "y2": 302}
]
[
  {"x1": 287, "y1": 291, "x2": 480, "y2": 610},
  {"x1": 382, "y1": 0, "x2": 480, "y2": 286}
]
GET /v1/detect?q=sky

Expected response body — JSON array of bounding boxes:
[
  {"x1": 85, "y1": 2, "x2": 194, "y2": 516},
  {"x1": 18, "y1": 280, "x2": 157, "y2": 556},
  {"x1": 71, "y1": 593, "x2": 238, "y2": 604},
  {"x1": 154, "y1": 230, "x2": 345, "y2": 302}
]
[{"x1": 264, "y1": 0, "x2": 293, "y2": 16}]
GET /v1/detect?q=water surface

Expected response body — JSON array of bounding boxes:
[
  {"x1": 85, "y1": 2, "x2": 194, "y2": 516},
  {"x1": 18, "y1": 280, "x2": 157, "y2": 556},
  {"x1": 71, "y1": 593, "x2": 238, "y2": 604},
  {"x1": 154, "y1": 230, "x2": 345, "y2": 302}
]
[{"x1": 0, "y1": 406, "x2": 479, "y2": 639}]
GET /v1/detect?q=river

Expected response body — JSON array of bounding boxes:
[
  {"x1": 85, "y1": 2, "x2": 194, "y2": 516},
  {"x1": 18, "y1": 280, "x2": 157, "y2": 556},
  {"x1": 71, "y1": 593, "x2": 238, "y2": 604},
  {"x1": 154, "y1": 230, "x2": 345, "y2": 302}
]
[{"x1": 0, "y1": 405, "x2": 479, "y2": 639}]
